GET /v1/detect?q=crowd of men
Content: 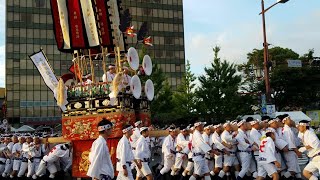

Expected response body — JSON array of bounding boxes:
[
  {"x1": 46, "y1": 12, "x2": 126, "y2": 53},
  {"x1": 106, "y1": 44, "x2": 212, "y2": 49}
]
[
  {"x1": 0, "y1": 133, "x2": 71, "y2": 179},
  {"x1": 88, "y1": 115, "x2": 320, "y2": 180}
]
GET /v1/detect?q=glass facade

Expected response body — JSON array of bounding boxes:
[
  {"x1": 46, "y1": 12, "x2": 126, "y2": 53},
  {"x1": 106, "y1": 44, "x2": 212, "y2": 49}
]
[{"x1": 5, "y1": 0, "x2": 185, "y2": 125}]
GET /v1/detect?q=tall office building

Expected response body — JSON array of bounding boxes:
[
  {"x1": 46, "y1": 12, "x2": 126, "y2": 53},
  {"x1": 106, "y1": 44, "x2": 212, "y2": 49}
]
[{"x1": 5, "y1": 0, "x2": 185, "y2": 125}]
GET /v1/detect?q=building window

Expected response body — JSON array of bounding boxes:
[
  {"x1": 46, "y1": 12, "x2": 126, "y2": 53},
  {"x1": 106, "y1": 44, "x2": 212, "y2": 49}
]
[
  {"x1": 21, "y1": 13, "x2": 33, "y2": 24},
  {"x1": 155, "y1": 50, "x2": 163, "y2": 58},
  {"x1": 34, "y1": 0, "x2": 45, "y2": 7},
  {"x1": 166, "y1": 51, "x2": 174, "y2": 57},
  {"x1": 143, "y1": 8, "x2": 152, "y2": 15},
  {"x1": 165, "y1": 37, "x2": 174, "y2": 44}
]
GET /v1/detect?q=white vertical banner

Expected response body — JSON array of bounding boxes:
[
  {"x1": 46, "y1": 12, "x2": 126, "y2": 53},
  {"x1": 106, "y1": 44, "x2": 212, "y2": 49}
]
[
  {"x1": 57, "y1": 0, "x2": 71, "y2": 49},
  {"x1": 80, "y1": 0, "x2": 100, "y2": 47},
  {"x1": 29, "y1": 50, "x2": 68, "y2": 111},
  {"x1": 108, "y1": 0, "x2": 125, "y2": 51},
  {"x1": 29, "y1": 50, "x2": 58, "y2": 92}
]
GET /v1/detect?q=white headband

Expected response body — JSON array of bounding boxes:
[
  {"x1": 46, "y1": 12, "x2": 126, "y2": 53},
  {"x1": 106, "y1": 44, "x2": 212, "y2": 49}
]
[
  {"x1": 282, "y1": 116, "x2": 290, "y2": 123},
  {"x1": 213, "y1": 124, "x2": 222, "y2": 129},
  {"x1": 135, "y1": 121, "x2": 142, "y2": 127},
  {"x1": 194, "y1": 122, "x2": 206, "y2": 127},
  {"x1": 122, "y1": 126, "x2": 133, "y2": 133},
  {"x1": 299, "y1": 122, "x2": 309, "y2": 126},
  {"x1": 237, "y1": 120, "x2": 246, "y2": 127},
  {"x1": 268, "y1": 119, "x2": 277, "y2": 124},
  {"x1": 223, "y1": 121, "x2": 230, "y2": 128},
  {"x1": 250, "y1": 120, "x2": 258, "y2": 125},
  {"x1": 98, "y1": 124, "x2": 112, "y2": 131},
  {"x1": 265, "y1": 128, "x2": 275, "y2": 133}
]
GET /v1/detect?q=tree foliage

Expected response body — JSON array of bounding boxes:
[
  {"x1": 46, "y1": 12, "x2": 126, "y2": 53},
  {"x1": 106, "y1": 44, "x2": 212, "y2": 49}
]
[
  {"x1": 242, "y1": 47, "x2": 320, "y2": 111},
  {"x1": 171, "y1": 60, "x2": 197, "y2": 122},
  {"x1": 196, "y1": 46, "x2": 253, "y2": 122}
]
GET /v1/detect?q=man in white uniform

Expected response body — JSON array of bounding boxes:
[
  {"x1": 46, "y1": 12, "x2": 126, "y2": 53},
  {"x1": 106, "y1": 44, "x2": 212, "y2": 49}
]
[
  {"x1": 236, "y1": 120, "x2": 255, "y2": 180},
  {"x1": 297, "y1": 120, "x2": 320, "y2": 180},
  {"x1": 268, "y1": 118, "x2": 289, "y2": 177},
  {"x1": 189, "y1": 122, "x2": 214, "y2": 180},
  {"x1": 33, "y1": 143, "x2": 70, "y2": 179},
  {"x1": 130, "y1": 121, "x2": 142, "y2": 155},
  {"x1": 87, "y1": 118, "x2": 114, "y2": 180},
  {"x1": 102, "y1": 64, "x2": 116, "y2": 83},
  {"x1": 211, "y1": 124, "x2": 225, "y2": 177},
  {"x1": 257, "y1": 128, "x2": 281, "y2": 180},
  {"x1": 2, "y1": 135, "x2": 14, "y2": 178},
  {"x1": 171, "y1": 125, "x2": 190, "y2": 177},
  {"x1": 10, "y1": 136, "x2": 24, "y2": 178},
  {"x1": 116, "y1": 125, "x2": 138, "y2": 180},
  {"x1": 281, "y1": 115, "x2": 302, "y2": 178},
  {"x1": 135, "y1": 127, "x2": 153, "y2": 180},
  {"x1": 27, "y1": 135, "x2": 49, "y2": 178},
  {"x1": 18, "y1": 135, "x2": 33, "y2": 178},
  {"x1": 202, "y1": 124, "x2": 214, "y2": 172},
  {"x1": 249, "y1": 119, "x2": 262, "y2": 178},
  {"x1": 155, "y1": 126, "x2": 178, "y2": 180},
  {"x1": 122, "y1": 66, "x2": 132, "y2": 93},
  {"x1": 219, "y1": 122, "x2": 240, "y2": 179}
]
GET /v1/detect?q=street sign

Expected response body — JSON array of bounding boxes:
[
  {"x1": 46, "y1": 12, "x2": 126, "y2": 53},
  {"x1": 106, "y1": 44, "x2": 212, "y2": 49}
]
[
  {"x1": 266, "y1": 105, "x2": 276, "y2": 116},
  {"x1": 261, "y1": 107, "x2": 267, "y2": 114},
  {"x1": 287, "y1": 60, "x2": 302, "y2": 67}
]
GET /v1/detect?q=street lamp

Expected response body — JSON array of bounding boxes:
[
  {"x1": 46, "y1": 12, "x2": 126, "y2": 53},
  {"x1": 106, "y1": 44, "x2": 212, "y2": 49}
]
[{"x1": 260, "y1": 0, "x2": 289, "y2": 104}]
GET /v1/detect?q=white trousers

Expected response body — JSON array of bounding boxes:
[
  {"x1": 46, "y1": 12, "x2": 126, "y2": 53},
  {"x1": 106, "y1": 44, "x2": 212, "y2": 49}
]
[
  {"x1": 17, "y1": 160, "x2": 28, "y2": 177},
  {"x1": 35, "y1": 160, "x2": 58, "y2": 177},
  {"x1": 117, "y1": 163, "x2": 134, "y2": 180},
  {"x1": 3, "y1": 159, "x2": 12, "y2": 175},
  {"x1": 27, "y1": 159, "x2": 41, "y2": 177},
  {"x1": 160, "y1": 155, "x2": 175, "y2": 174},
  {"x1": 284, "y1": 151, "x2": 301, "y2": 173},
  {"x1": 238, "y1": 152, "x2": 252, "y2": 178}
]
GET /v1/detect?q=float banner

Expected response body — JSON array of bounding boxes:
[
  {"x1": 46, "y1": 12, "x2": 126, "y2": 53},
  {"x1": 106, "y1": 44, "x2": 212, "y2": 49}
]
[
  {"x1": 95, "y1": 0, "x2": 112, "y2": 47},
  {"x1": 67, "y1": 0, "x2": 86, "y2": 49},
  {"x1": 29, "y1": 50, "x2": 58, "y2": 93},
  {"x1": 56, "y1": 0, "x2": 71, "y2": 49},
  {"x1": 80, "y1": 0, "x2": 100, "y2": 47}
]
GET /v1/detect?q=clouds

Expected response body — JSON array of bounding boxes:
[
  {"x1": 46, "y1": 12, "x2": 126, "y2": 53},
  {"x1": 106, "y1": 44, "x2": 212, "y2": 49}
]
[{"x1": 184, "y1": 0, "x2": 320, "y2": 76}]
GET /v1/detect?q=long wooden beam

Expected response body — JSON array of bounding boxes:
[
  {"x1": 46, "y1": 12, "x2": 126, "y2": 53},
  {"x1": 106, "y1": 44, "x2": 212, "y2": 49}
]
[{"x1": 42, "y1": 130, "x2": 169, "y2": 144}]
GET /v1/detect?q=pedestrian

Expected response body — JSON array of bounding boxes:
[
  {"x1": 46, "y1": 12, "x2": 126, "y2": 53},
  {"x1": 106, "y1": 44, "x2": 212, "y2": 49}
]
[
  {"x1": 87, "y1": 118, "x2": 114, "y2": 180},
  {"x1": 116, "y1": 125, "x2": 138, "y2": 180},
  {"x1": 134, "y1": 127, "x2": 153, "y2": 180},
  {"x1": 257, "y1": 128, "x2": 281, "y2": 180},
  {"x1": 297, "y1": 120, "x2": 320, "y2": 180},
  {"x1": 189, "y1": 121, "x2": 213, "y2": 180}
]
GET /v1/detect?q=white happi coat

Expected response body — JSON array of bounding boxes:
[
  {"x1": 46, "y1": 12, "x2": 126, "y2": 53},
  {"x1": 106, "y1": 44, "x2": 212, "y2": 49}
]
[
  {"x1": 221, "y1": 130, "x2": 237, "y2": 152},
  {"x1": 102, "y1": 71, "x2": 115, "y2": 83},
  {"x1": 162, "y1": 135, "x2": 176, "y2": 158},
  {"x1": 282, "y1": 125, "x2": 297, "y2": 150},
  {"x1": 249, "y1": 128, "x2": 262, "y2": 156},
  {"x1": 176, "y1": 133, "x2": 190, "y2": 156},
  {"x1": 87, "y1": 136, "x2": 114, "y2": 179},
  {"x1": 259, "y1": 137, "x2": 277, "y2": 164},
  {"x1": 130, "y1": 127, "x2": 141, "y2": 150},
  {"x1": 191, "y1": 130, "x2": 211, "y2": 162},
  {"x1": 299, "y1": 129, "x2": 320, "y2": 158},
  {"x1": 134, "y1": 136, "x2": 151, "y2": 160},
  {"x1": 116, "y1": 135, "x2": 134, "y2": 171}
]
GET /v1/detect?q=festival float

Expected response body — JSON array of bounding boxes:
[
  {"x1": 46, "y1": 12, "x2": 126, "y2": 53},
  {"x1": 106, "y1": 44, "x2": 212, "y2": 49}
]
[{"x1": 29, "y1": 0, "x2": 155, "y2": 177}]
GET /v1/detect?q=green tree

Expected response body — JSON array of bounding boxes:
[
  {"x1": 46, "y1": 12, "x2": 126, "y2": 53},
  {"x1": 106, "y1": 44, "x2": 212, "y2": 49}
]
[
  {"x1": 243, "y1": 47, "x2": 320, "y2": 111},
  {"x1": 171, "y1": 60, "x2": 197, "y2": 121},
  {"x1": 196, "y1": 46, "x2": 252, "y2": 122}
]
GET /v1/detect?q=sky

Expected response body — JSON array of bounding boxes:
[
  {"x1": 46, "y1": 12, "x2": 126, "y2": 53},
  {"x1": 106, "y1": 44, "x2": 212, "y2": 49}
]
[
  {"x1": 0, "y1": 0, "x2": 320, "y2": 87},
  {"x1": 184, "y1": 0, "x2": 320, "y2": 76}
]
